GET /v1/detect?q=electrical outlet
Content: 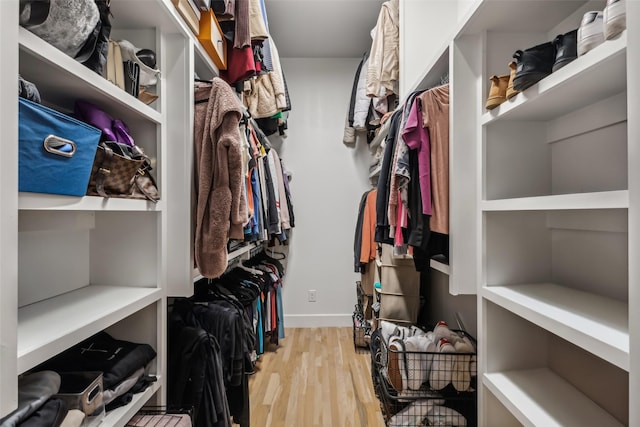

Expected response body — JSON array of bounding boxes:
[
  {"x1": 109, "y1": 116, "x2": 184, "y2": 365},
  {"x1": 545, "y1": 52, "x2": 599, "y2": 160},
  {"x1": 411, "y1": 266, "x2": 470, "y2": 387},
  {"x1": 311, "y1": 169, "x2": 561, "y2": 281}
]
[{"x1": 308, "y1": 290, "x2": 317, "y2": 302}]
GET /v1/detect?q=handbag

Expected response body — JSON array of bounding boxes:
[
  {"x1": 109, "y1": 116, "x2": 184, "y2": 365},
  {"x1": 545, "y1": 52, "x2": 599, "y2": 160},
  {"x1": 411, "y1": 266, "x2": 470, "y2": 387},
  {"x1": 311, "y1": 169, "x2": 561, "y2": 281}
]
[
  {"x1": 20, "y1": 0, "x2": 99, "y2": 59},
  {"x1": 87, "y1": 141, "x2": 159, "y2": 202},
  {"x1": 123, "y1": 61, "x2": 140, "y2": 98},
  {"x1": 106, "y1": 40, "x2": 126, "y2": 90},
  {"x1": 76, "y1": 0, "x2": 112, "y2": 75}
]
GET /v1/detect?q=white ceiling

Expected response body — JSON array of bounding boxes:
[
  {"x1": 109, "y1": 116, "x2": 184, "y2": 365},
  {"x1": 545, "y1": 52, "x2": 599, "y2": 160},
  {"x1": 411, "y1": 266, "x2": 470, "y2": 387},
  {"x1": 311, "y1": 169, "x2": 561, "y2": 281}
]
[{"x1": 264, "y1": 0, "x2": 386, "y2": 58}]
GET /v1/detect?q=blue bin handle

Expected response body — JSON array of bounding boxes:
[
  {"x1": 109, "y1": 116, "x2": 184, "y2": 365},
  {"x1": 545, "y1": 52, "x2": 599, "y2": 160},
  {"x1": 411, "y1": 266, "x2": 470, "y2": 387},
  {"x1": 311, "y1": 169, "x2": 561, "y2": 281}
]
[{"x1": 43, "y1": 135, "x2": 76, "y2": 157}]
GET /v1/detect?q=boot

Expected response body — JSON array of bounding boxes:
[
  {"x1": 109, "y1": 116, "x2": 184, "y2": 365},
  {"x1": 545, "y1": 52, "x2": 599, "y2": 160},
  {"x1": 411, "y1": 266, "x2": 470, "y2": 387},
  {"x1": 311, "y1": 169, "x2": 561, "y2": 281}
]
[
  {"x1": 552, "y1": 29, "x2": 578, "y2": 72},
  {"x1": 485, "y1": 74, "x2": 509, "y2": 110},
  {"x1": 512, "y1": 41, "x2": 556, "y2": 92},
  {"x1": 506, "y1": 60, "x2": 519, "y2": 100}
]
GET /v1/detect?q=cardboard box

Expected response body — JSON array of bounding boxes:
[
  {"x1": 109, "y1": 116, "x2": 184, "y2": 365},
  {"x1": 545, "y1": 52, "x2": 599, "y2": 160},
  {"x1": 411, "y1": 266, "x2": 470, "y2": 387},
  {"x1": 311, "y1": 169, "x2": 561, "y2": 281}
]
[{"x1": 198, "y1": 9, "x2": 227, "y2": 70}]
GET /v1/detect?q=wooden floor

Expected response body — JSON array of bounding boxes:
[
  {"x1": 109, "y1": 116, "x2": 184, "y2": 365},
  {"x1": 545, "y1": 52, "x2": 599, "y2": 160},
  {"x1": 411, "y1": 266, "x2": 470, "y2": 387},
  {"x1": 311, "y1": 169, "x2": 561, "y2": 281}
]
[{"x1": 247, "y1": 327, "x2": 386, "y2": 427}]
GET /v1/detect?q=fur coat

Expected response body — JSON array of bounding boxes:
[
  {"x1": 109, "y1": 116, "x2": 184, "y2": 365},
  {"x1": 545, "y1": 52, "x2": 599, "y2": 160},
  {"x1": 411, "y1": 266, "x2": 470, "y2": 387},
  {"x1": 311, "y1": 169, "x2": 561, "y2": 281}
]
[{"x1": 194, "y1": 78, "x2": 248, "y2": 278}]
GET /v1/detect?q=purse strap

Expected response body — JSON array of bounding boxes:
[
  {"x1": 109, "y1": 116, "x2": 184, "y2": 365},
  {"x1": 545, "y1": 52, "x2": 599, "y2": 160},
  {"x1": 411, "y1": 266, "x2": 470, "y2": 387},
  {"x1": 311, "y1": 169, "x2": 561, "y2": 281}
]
[{"x1": 133, "y1": 168, "x2": 159, "y2": 203}]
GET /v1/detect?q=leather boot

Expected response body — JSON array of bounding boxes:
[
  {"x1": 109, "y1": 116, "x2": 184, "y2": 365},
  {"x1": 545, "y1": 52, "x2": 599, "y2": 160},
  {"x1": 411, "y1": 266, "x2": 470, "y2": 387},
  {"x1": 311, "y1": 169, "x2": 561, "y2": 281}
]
[
  {"x1": 552, "y1": 29, "x2": 578, "y2": 72},
  {"x1": 506, "y1": 60, "x2": 519, "y2": 100},
  {"x1": 485, "y1": 75, "x2": 509, "y2": 110},
  {"x1": 512, "y1": 41, "x2": 556, "y2": 92}
]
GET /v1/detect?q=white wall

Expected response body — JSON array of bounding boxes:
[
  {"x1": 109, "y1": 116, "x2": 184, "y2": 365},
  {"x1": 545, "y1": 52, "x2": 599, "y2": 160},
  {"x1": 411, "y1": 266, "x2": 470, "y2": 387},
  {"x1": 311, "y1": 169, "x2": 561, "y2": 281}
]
[{"x1": 272, "y1": 58, "x2": 372, "y2": 327}]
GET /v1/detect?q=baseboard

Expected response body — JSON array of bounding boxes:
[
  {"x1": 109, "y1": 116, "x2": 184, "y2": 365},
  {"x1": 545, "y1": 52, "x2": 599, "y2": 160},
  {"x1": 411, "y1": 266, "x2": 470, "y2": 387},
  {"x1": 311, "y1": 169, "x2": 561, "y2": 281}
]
[{"x1": 284, "y1": 313, "x2": 352, "y2": 328}]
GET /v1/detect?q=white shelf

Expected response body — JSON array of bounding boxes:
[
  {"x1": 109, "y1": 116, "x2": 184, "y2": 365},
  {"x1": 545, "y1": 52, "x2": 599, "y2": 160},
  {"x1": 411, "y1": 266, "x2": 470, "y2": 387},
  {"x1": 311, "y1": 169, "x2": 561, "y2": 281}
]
[
  {"x1": 406, "y1": 43, "x2": 450, "y2": 97},
  {"x1": 482, "y1": 190, "x2": 629, "y2": 211},
  {"x1": 430, "y1": 259, "x2": 450, "y2": 275},
  {"x1": 482, "y1": 32, "x2": 627, "y2": 124},
  {"x1": 110, "y1": 0, "x2": 218, "y2": 78},
  {"x1": 482, "y1": 283, "x2": 629, "y2": 370},
  {"x1": 19, "y1": 193, "x2": 163, "y2": 212},
  {"x1": 461, "y1": 1, "x2": 588, "y2": 35},
  {"x1": 18, "y1": 285, "x2": 162, "y2": 374},
  {"x1": 484, "y1": 368, "x2": 624, "y2": 427},
  {"x1": 19, "y1": 28, "x2": 162, "y2": 125},
  {"x1": 102, "y1": 377, "x2": 162, "y2": 427}
]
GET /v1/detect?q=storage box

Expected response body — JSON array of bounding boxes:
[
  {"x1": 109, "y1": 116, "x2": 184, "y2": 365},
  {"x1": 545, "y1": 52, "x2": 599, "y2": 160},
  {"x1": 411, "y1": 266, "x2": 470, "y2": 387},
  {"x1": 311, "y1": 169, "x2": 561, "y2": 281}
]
[
  {"x1": 378, "y1": 265, "x2": 420, "y2": 324},
  {"x1": 198, "y1": 9, "x2": 227, "y2": 70},
  {"x1": 53, "y1": 371, "x2": 105, "y2": 426},
  {"x1": 18, "y1": 98, "x2": 101, "y2": 197},
  {"x1": 172, "y1": 0, "x2": 200, "y2": 35}
]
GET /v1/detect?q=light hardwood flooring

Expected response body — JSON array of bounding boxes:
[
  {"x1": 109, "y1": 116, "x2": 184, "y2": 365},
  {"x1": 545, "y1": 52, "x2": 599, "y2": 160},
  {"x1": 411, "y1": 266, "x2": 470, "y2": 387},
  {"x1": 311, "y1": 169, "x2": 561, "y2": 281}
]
[{"x1": 247, "y1": 327, "x2": 386, "y2": 427}]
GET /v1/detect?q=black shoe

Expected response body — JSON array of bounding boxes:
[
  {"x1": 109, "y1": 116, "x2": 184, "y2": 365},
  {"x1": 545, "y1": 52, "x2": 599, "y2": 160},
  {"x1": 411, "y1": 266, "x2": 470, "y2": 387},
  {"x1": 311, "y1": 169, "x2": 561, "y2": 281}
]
[
  {"x1": 552, "y1": 29, "x2": 578, "y2": 72},
  {"x1": 512, "y1": 41, "x2": 556, "y2": 92}
]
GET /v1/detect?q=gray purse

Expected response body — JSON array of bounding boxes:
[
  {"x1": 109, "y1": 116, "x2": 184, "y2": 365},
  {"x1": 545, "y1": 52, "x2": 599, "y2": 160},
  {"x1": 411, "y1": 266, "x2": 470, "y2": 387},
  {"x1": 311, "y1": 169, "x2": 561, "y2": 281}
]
[{"x1": 19, "y1": 0, "x2": 99, "y2": 59}]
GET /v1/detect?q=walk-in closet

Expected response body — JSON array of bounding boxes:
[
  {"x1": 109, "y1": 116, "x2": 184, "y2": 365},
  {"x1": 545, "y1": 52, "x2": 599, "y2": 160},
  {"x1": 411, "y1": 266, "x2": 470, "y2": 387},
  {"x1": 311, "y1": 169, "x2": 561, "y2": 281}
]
[{"x1": 1, "y1": 0, "x2": 636, "y2": 426}]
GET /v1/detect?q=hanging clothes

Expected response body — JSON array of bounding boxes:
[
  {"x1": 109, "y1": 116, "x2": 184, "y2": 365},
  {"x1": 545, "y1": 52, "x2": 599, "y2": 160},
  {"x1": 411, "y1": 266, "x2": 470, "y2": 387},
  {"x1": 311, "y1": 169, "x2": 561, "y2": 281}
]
[
  {"x1": 193, "y1": 78, "x2": 248, "y2": 279},
  {"x1": 419, "y1": 84, "x2": 450, "y2": 234},
  {"x1": 366, "y1": 0, "x2": 399, "y2": 98}
]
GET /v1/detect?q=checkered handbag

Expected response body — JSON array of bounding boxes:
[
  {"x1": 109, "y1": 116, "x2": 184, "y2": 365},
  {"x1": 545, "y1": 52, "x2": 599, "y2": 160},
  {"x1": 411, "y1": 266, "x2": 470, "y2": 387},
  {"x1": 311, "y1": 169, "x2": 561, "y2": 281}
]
[{"x1": 87, "y1": 141, "x2": 158, "y2": 202}]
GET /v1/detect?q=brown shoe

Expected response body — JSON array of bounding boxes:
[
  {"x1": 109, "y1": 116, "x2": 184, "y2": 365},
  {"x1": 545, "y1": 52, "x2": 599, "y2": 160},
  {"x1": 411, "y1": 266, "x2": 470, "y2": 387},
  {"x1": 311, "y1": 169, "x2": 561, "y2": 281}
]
[
  {"x1": 506, "y1": 60, "x2": 520, "y2": 100},
  {"x1": 485, "y1": 74, "x2": 509, "y2": 110}
]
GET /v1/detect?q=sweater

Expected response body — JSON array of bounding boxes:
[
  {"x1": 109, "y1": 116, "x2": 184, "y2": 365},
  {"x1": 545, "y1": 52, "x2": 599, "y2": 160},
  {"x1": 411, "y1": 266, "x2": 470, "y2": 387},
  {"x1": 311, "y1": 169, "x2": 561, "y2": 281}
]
[{"x1": 194, "y1": 78, "x2": 248, "y2": 278}]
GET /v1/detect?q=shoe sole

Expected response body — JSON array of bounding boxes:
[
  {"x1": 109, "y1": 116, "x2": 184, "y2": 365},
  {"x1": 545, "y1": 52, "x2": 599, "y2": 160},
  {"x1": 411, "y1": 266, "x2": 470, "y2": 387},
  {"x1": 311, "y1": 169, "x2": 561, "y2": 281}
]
[
  {"x1": 605, "y1": 1, "x2": 626, "y2": 39},
  {"x1": 578, "y1": 33, "x2": 605, "y2": 56},
  {"x1": 552, "y1": 55, "x2": 577, "y2": 72},
  {"x1": 512, "y1": 72, "x2": 550, "y2": 92},
  {"x1": 485, "y1": 95, "x2": 506, "y2": 110}
]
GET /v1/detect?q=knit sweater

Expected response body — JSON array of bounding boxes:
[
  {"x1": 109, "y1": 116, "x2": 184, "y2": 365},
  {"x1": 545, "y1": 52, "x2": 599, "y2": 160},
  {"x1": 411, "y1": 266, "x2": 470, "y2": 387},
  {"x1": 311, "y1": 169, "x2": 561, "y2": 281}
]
[{"x1": 194, "y1": 78, "x2": 248, "y2": 278}]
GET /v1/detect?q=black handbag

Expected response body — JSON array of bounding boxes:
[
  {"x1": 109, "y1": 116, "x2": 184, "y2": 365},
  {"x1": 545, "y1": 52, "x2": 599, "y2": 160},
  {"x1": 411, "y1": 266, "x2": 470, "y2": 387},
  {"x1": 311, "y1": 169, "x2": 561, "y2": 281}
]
[
  {"x1": 76, "y1": 0, "x2": 112, "y2": 75},
  {"x1": 123, "y1": 60, "x2": 140, "y2": 98}
]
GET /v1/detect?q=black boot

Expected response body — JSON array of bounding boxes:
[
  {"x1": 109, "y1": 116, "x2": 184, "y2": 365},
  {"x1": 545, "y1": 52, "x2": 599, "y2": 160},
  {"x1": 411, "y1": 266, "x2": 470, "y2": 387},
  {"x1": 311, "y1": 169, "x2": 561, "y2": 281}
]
[
  {"x1": 512, "y1": 41, "x2": 556, "y2": 92},
  {"x1": 552, "y1": 29, "x2": 578, "y2": 72}
]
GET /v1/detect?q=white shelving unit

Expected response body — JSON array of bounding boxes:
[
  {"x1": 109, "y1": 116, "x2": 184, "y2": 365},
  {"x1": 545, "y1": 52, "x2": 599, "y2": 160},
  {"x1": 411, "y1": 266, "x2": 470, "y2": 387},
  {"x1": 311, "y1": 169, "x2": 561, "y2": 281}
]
[
  {"x1": 400, "y1": 0, "x2": 480, "y2": 295},
  {"x1": 483, "y1": 369, "x2": 624, "y2": 427},
  {"x1": 468, "y1": 0, "x2": 634, "y2": 425},
  {"x1": 403, "y1": 0, "x2": 636, "y2": 424},
  {"x1": 0, "y1": 0, "x2": 220, "y2": 423}
]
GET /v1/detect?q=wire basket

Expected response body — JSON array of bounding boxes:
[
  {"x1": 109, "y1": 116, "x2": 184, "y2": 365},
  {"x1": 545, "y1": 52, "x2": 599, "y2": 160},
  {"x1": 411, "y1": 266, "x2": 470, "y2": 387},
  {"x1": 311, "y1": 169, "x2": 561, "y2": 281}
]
[
  {"x1": 371, "y1": 329, "x2": 477, "y2": 426},
  {"x1": 125, "y1": 406, "x2": 194, "y2": 427},
  {"x1": 353, "y1": 281, "x2": 372, "y2": 349}
]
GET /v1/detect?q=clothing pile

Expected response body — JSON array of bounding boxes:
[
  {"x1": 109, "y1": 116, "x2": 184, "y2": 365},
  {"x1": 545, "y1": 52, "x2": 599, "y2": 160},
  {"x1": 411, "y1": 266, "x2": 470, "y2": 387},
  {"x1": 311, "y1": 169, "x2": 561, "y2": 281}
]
[
  {"x1": 193, "y1": 78, "x2": 294, "y2": 280},
  {"x1": 211, "y1": 0, "x2": 291, "y2": 136},
  {"x1": 2, "y1": 333, "x2": 157, "y2": 427}
]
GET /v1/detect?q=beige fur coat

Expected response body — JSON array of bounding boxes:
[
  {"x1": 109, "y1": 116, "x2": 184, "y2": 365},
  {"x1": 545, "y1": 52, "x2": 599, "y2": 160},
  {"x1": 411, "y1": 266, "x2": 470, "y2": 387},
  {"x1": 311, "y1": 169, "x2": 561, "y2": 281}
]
[{"x1": 193, "y1": 78, "x2": 248, "y2": 278}]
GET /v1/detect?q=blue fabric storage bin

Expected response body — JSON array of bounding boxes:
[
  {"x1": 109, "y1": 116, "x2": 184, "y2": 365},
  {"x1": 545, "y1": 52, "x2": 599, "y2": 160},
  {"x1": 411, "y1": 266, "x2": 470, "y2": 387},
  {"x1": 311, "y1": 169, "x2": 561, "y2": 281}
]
[{"x1": 19, "y1": 98, "x2": 101, "y2": 197}]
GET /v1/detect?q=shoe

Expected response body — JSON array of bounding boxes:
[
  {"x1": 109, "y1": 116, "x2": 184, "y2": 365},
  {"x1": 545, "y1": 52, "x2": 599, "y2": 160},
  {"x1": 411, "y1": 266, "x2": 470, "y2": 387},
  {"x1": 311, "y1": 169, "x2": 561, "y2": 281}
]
[
  {"x1": 429, "y1": 338, "x2": 455, "y2": 390},
  {"x1": 552, "y1": 29, "x2": 578, "y2": 72},
  {"x1": 604, "y1": 0, "x2": 626, "y2": 39},
  {"x1": 578, "y1": 11, "x2": 605, "y2": 56},
  {"x1": 512, "y1": 41, "x2": 556, "y2": 92},
  {"x1": 485, "y1": 74, "x2": 509, "y2": 110},
  {"x1": 387, "y1": 336, "x2": 405, "y2": 392},
  {"x1": 404, "y1": 335, "x2": 432, "y2": 390},
  {"x1": 433, "y1": 320, "x2": 452, "y2": 342},
  {"x1": 426, "y1": 405, "x2": 468, "y2": 427},
  {"x1": 452, "y1": 340, "x2": 473, "y2": 392},
  {"x1": 506, "y1": 60, "x2": 519, "y2": 100}
]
